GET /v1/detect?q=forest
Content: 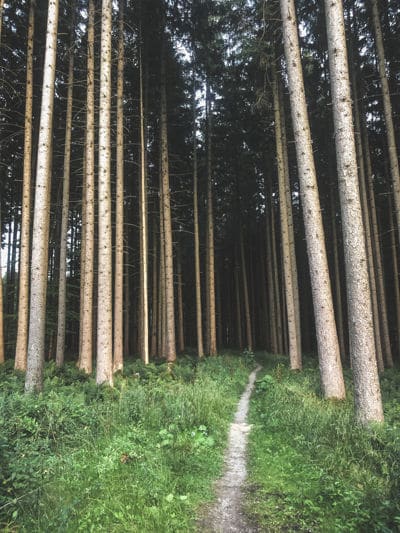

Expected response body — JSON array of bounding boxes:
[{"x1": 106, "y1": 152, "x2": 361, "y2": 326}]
[{"x1": 1, "y1": 0, "x2": 400, "y2": 530}]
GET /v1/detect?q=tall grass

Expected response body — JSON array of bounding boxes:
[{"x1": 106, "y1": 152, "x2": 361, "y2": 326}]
[
  {"x1": 0, "y1": 355, "x2": 251, "y2": 532},
  {"x1": 247, "y1": 355, "x2": 400, "y2": 532}
]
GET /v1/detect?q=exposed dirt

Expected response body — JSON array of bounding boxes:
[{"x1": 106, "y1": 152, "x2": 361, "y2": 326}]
[{"x1": 199, "y1": 364, "x2": 262, "y2": 532}]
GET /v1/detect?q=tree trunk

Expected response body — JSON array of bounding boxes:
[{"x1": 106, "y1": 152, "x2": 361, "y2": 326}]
[
  {"x1": 271, "y1": 62, "x2": 301, "y2": 370},
  {"x1": 113, "y1": 0, "x2": 124, "y2": 372},
  {"x1": 79, "y1": 0, "x2": 95, "y2": 374},
  {"x1": 206, "y1": 84, "x2": 217, "y2": 355},
  {"x1": 150, "y1": 224, "x2": 158, "y2": 358},
  {"x1": 361, "y1": 116, "x2": 394, "y2": 368},
  {"x1": 25, "y1": 0, "x2": 59, "y2": 393},
  {"x1": 240, "y1": 231, "x2": 253, "y2": 352},
  {"x1": 160, "y1": 39, "x2": 176, "y2": 363},
  {"x1": 138, "y1": 31, "x2": 149, "y2": 364},
  {"x1": 324, "y1": 0, "x2": 383, "y2": 422},
  {"x1": 15, "y1": 0, "x2": 35, "y2": 371},
  {"x1": 370, "y1": 0, "x2": 400, "y2": 242},
  {"x1": 193, "y1": 77, "x2": 204, "y2": 358},
  {"x1": 281, "y1": 0, "x2": 345, "y2": 394},
  {"x1": 234, "y1": 250, "x2": 243, "y2": 351},
  {"x1": 56, "y1": 7, "x2": 75, "y2": 367},
  {"x1": 177, "y1": 246, "x2": 184, "y2": 353},
  {"x1": 96, "y1": 0, "x2": 113, "y2": 386}
]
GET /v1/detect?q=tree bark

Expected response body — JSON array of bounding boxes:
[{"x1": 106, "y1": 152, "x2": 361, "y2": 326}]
[
  {"x1": 160, "y1": 39, "x2": 176, "y2": 363},
  {"x1": 79, "y1": 0, "x2": 95, "y2": 374},
  {"x1": 113, "y1": 0, "x2": 124, "y2": 372},
  {"x1": 280, "y1": 0, "x2": 345, "y2": 394},
  {"x1": 15, "y1": 0, "x2": 35, "y2": 371},
  {"x1": 324, "y1": 0, "x2": 383, "y2": 422},
  {"x1": 177, "y1": 246, "x2": 184, "y2": 353},
  {"x1": 25, "y1": 0, "x2": 59, "y2": 393},
  {"x1": 96, "y1": 0, "x2": 113, "y2": 386},
  {"x1": 56, "y1": 6, "x2": 75, "y2": 367},
  {"x1": 271, "y1": 62, "x2": 301, "y2": 370},
  {"x1": 206, "y1": 84, "x2": 217, "y2": 355},
  {"x1": 240, "y1": 231, "x2": 253, "y2": 352},
  {"x1": 192, "y1": 77, "x2": 204, "y2": 358},
  {"x1": 370, "y1": 0, "x2": 400, "y2": 242},
  {"x1": 138, "y1": 30, "x2": 149, "y2": 364}
]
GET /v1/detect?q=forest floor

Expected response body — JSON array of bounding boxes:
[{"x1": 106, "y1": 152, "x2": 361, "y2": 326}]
[
  {"x1": 199, "y1": 364, "x2": 261, "y2": 532},
  {"x1": 1, "y1": 353, "x2": 400, "y2": 532}
]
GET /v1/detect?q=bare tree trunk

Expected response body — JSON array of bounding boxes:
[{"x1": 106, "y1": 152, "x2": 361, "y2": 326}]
[
  {"x1": 240, "y1": 231, "x2": 253, "y2": 352},
  {"x1": 370, "y1": 0, "x2": 400, "y2": 241},
  {"x1": 206, "y1": 84, "x2": 217, "y2": 355},
  {"x1": 352, "y1": 75, "x2": 385, "y2": 373},
  {"x1": 138, "y1": 31, "x2": 149, "y2": 364},
  {"x1": 324, "y1": 0, "x2": 383, "y2": 422},
  {"x1": 193, "y1": 78, "x2": 204, "y2": 358},
  {"x1": 124, "y1": 248, "x2": 130, "y2": 357},
  {"x1": 177, "y1": 246, "x2": 184, "y2": 353},
  {"x1": 160, "y1": 41, "x2": 176, "y2": 363},
  {"x1": 0, "y1": 211, "x2": 4, "y2": 364},
  {"x1": 388, "y1": 195, "x2": 400, "y2": 346},
  {"x1": 79, "y1": 0, "x2": 95, "y2": 374},
  {"x1": 330, "y1": 191, "x2": 346, "y2": 359},
  {"x1": 113, "y1": 0, "x2": 124, "y2": 372},
  {"x1": 272, "y1": 63, "x2": 301, "y2": 370},
  {"x1": 56, "y1": 7, "x2": 75, "y2": 367},
  {"x1": 150, "y1": 224, "x2": 158, "y2": 358},
  {"x1": 15, "y1": 0, "x2": 35, "y2": 371},
  {"x1": 25, "y1": 0, "x2": 59, "y2": 393},
  {"x1": 234, "y1": 250, "x2": 243, "y2": 351},
  {"x1": 281, "y1": 0, "x2": 345, "y2": 394},
  {"x1": 270, "y1": 194, "x2": 283, "y2": 353},
  {"x1": 96, "y1": 0, "x2": 113, "y2": 386},
  {"x1": 361, "y1": 116, "x2": 394, "y2": 368},
  {"x1": 279, "y1": 83, "x2": 302, "y2": 360}
]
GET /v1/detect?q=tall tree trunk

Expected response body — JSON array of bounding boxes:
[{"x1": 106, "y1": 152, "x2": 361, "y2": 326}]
[
  {"x1": 351, "y1": 72, "x2": 385, "y2": 373},
  {"x1": 56, "y1": 7, "x2": 75, "y2": 367},
  {"x1": 280, "y1": 0, "x2": 345, "y2": 395},
  {"x1": 160, "y1": 40, "x2": 176, "y2": 363},
  {"x1": 324, "y1": 0, "x2": 383, "y2": 422},
  {"x1": 113, "y1": 0, "x2": 124, "y2": 372},
  {"x1": 150, "y1": 224, "x2": 158, "y2": 358},
  {"x1": 240, "y1": 230, "x2": 253, "y2": 352},
  {"x1": 388, "y1": 194, "x2": 400, "y2": 346},
  {"x1": 193, "y1": 78, "x2": 204, "y2": 358},
  {"x1": 96, "y1": 0, "x2": 113, "y2": 386},
  {"x1": 330, "y1": 190, "x2": 346, "y2": 360},
  {"x1": 206, "y1": 84, "x2": 217, "y2": 355},
  {"x1": 79, "y1": 0, "x2": 95, "y2": 374},
  {"x1": 0, "y1": 211, "x2": 4, "y2": 364},
  {"x1": 279, "y1": 83, "x2": 302, "y2": 360},
  {"x1": 25, "y1": 0, "x2": 59, "y2": 393},
  {"x1": 177, "y1": 246, "x2": 184, "y2": 353},
  {"x1": 271, "y1": 63, "x2": 301, "y2": 370},
  {"x1": 270, "y1": 193, "x2": 283, "y2": 353},
  {"x1": 361, "y1": 116, "x2": 394, "y2": 368},
  {"x1": 370, "y1": 0, "x2": 400, "y2": 241},
  {"x1": 138, "y1": 30, "x2": 149, "y2": 364},
  {"x1": 234, "y1": 250, "x2": 243, "y2": 351},
  {"x1": 15, "y1": 0, "x2": 35, "y2": 371},
  {"x1": 265, "y1": 193, "x2": 277, "y2": 353}
]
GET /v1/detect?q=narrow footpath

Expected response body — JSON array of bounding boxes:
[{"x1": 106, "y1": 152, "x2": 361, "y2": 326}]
[{"x1": 200, "y1": 364, "x2": 262, "y2": 532}]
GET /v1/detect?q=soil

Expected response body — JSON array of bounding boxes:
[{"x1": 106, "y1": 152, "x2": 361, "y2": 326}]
[{"x1": 199, "y1": 364, "x2": 262, "y2": 532}]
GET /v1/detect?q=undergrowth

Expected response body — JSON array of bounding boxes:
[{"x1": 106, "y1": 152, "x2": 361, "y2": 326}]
[
  {"x1": 0, "y1": 354, "x2": 251, "y2": 532},
  {"x1": 246, "y1": 355, "x2": 400, "y2": 532}
]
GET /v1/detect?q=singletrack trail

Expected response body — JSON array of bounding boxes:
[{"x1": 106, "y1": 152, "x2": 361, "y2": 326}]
[{"x1": 200, "y1": 364, "x2": 262, "y2": 532}]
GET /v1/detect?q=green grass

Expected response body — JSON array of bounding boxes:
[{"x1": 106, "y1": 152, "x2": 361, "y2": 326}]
[
  {"x1": 0, "y1": 354, "x2": 252, "y2": 532},
  {"x1": 246, "y1": 355, "x2": 400, "y2": 532}
]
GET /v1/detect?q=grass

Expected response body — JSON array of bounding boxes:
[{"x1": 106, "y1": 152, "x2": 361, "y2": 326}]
[
  {"x1": 246, "y1": 354, "x2": 400, "y2": 532},
  {"x1": 0, "y1": 354, "x2": 252, "y2": 532}
]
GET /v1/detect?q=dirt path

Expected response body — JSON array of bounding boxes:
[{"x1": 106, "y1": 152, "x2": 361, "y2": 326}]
[{"x1": 200, "y1": 364, "x2": 262, "y2": 532}]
